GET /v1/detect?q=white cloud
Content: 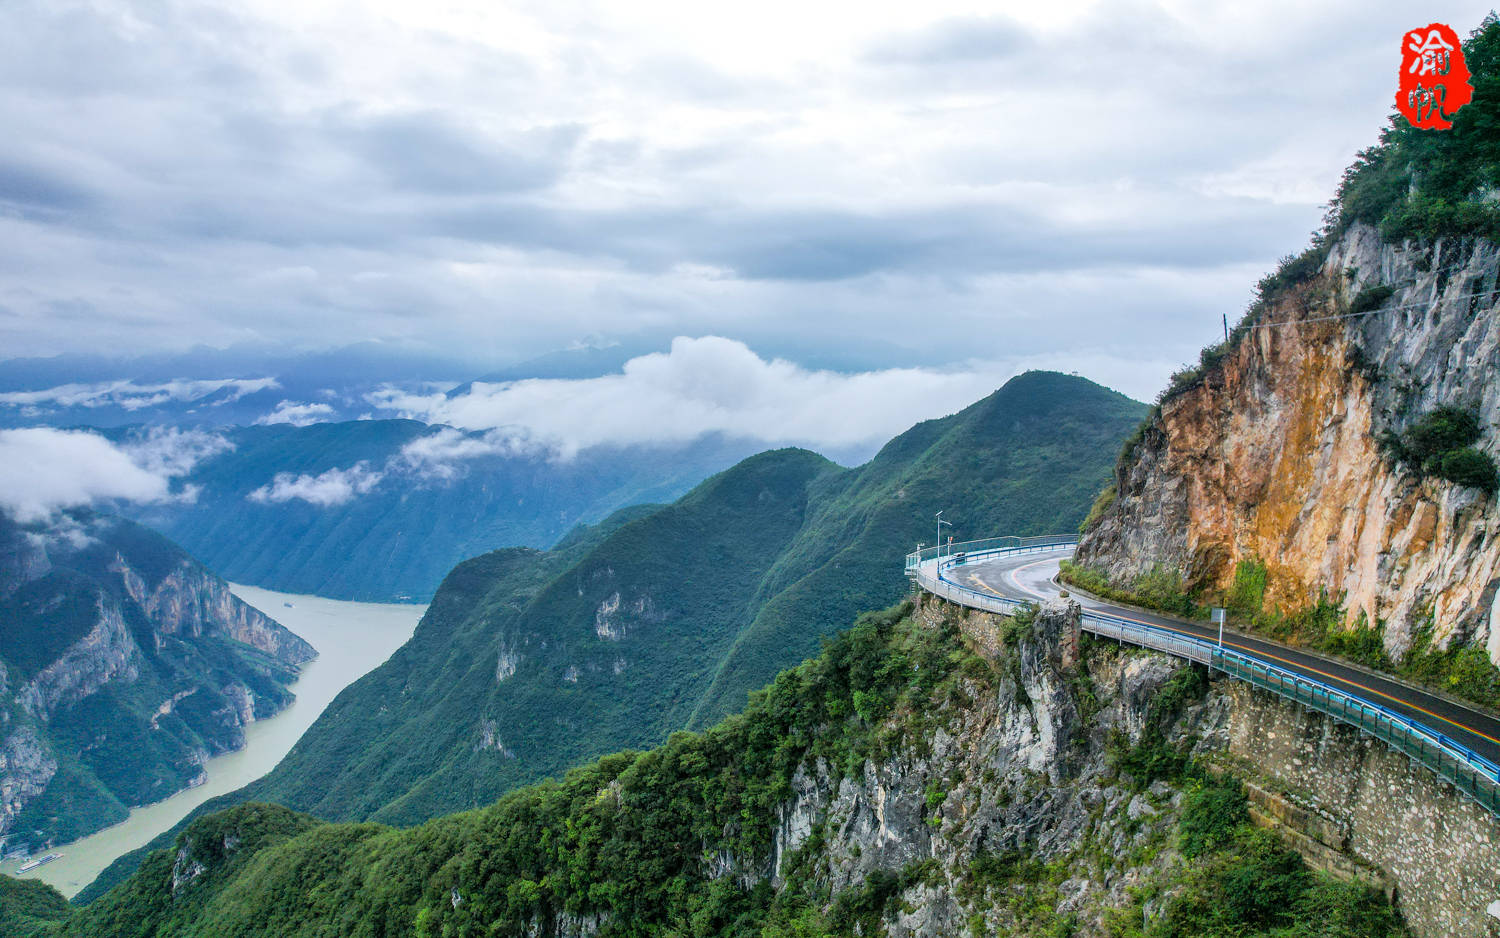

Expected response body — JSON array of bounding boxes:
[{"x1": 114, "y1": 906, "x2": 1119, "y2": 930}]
[
  {"x1": 367, "y1": 335, "x2": 1089, "y2": 458},
  {"x1": 26, "y1": 513, "x2": 102, "y2": 550},
  {"x1": 0, "y1": 426, "x2": 233, "y2": 523},
  {"x1": 396, "y1": 428, "x2": 534, "y2": 479},
  {"x1": 0, "y1": 428, "x2": 183, "y2": 522},
  {"x1": 236, "y1": 429, "x2": 521, "y2": 507},
  {"x1": 120, "y1": 427, "x2": 236, "y2": 476},
  {"x1": 247, "y1": 462, "x2": 385, "y2": 506},
  {"x1": 255, "y1": 400, "x2": 337, "y2": 427},
  {"x1": 0, "y1": 378, "x2": 280, "y2": 413}
]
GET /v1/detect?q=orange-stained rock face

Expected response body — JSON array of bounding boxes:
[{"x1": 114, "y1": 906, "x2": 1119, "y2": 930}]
[{"x1": 1078, "y1": 225, "x2": 1500, "y2": 661}]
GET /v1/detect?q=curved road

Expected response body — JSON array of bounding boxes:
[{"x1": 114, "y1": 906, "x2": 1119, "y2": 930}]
[{"x1": 951, "y1": 549, "x2": 1500, "y2": 766}]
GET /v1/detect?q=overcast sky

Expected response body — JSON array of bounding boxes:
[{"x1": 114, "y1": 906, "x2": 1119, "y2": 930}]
[{"x1": 1, "y1": 0, "x2": 1493, "y2": 403}]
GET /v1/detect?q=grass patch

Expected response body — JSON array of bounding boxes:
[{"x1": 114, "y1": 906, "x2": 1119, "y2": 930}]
[
  {"x1": 1059, "y1": 560, "x2": 1203, "y2": 619},
  {"x1": 1080, "y1": 484, "x2": 1118, "y2": 534}
]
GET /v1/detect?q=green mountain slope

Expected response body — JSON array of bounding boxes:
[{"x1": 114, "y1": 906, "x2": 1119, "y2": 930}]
[
  {"x1": 0, "y1": 875, "x2": 71, "y2": 938},
  {"x1": 77, "y1": 372, "x2": 1145, "y2": 898},
  {"x1": 690, "y1": 369, "x2": 1148, "y2": 725},
  {"x1": 249, "y1": 371, "x2": 1140, "y2": 826},
  {"x1": 246, "y1": 448, "x2": 840, "y2": 826}
]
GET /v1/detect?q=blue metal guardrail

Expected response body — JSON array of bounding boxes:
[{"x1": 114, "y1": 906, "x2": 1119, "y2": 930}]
[
  {"x1": 904, "y1": 534, "x2": 1078, "y2": 574},
  {"x1": 906, "y1": 541, "x2": 1500, "y2": 817}
]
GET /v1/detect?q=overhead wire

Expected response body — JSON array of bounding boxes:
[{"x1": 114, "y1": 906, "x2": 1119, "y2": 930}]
[{"x1": 1250, "y1": 285, "x2": 1499, "y2": 330}]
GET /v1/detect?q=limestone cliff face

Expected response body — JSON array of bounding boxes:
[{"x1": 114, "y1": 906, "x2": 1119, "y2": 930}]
[
  {"x1": 0, "y1": 510, "x2": 316, "y2": 849},
  {"x1": 766, "y1": 603, "x2": 1165, "y2": 935},
  {"x1": 14, "y1": 599, "x2": 140, "y2": 720},
  {"x1": 737, "y1": 599, "x2": 1494, "y2": 938},
  {"x1": 113, "y1": 554, "x2": 313, "y2": 666},
  {"x1": 1078, "y1": 224, "x2": 1500, "y2": 659},
  {"x1": 0, "y1": 727, "x2": 55, "y2": 845},
  {"x1": 654, "y1": 600, "x2": 1202, "y2": 937}
]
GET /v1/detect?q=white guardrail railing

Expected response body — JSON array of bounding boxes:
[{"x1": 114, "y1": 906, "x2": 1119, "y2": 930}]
[{"x1": 906, "y1": 538, "x2": 1500, "y2": 817}]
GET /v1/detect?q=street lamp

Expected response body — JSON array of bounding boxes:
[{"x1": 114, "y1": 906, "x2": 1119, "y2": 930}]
[{"x1": 936, "y1": 511, "x2": 952, "y2": 558}]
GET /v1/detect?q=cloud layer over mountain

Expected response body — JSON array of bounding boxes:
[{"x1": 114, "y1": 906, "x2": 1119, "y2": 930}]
[
  {"x1": 0, "y1": 427, "x2": 228, "y2": 521},
  {"x1": 366, "y1": 335, "x2": 1154, "y2": 457},
  {"x1": 248, "y1": 462, "x2": 386, "y2": 507}
]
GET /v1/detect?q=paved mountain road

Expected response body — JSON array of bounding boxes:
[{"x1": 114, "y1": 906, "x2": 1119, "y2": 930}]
[{"x1": 953, "y1": 550, "x2": 1500, "y2": 766}]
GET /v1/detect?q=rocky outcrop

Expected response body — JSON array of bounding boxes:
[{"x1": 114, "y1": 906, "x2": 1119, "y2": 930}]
[
  {"x1": 709, "y1": 599, "x2": 1198, "y2": 937},
  {"x1": 593, "y1": 590, "x2": 660, "y2": 642},
  {"x1": 15, "y1": 599, "x2": 140, "y2": 720},
  {"x1": 474, "y1": 718, "x2": 516, "y2": 758},
  {"x1": 735, "y1": 597, "x2": 1496, "y2": 938},
  {"x1": 1078, "y1": 224, "x2": 1500, "y2": 659},
  {"x1": 495, "y1": 644, "x2": 520, "y2": 683},
  {"x1": 170, "y1": 843, "x2": 209, "y2": 895},
  {"x1": 114, "y1": 558, "x2": 313, "y2": 665},
  {"x1": 0, "y1": 727, "x2": 55, "y2": 844},
  {"x1": 0, "y1": 528, "x2": 51, "y2": 596}
]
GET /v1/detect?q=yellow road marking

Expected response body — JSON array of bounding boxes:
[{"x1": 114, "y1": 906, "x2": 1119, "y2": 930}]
[
  {"x1": 970, "y1": 557, "x2": 1500, "y2": 750},
  {"x1": 1006, "y1": 557, "x2": 1055, "y2": 600},
  {"x1": 959, "y1": 573, "x2": 1006, "y2": 598}
]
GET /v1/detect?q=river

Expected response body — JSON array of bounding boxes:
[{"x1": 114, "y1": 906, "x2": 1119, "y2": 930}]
[{"x1": 0, "y1": 584, "x2": 426, "y2": 898}]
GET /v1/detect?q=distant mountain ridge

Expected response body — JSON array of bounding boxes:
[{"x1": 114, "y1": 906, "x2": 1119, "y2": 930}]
[
  {"x1": 0, "y1": 511, "x2": 314, "y2": 850},
  {"x1": 118, "y1": 421, "x2": 764, "y2": 601},
  {"x1": 0, "y1": 343, "x2": 480, "y2": 431}
]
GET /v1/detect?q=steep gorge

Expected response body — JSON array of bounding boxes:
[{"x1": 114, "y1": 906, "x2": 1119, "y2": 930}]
[{"x1": 0, "y1": 511, "x2": 315, "y2": 850}]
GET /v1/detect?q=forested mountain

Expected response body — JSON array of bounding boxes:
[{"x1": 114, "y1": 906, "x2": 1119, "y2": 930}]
[
  {"x1": 0, "y1": 511, "x2": 314, "y2": 850},
  {"x1": 118, "y1": 421, "x2": 761, "y2": 602},
  {"x1": 26, "y1": 602, "x2": 1402, "y2": 938},
  {"x1": 77, "y1": 371, "x2": 1144, "y2": 899},
  {"x1": 246, "y1": 370, "x2": 1143, "y2": 822}
]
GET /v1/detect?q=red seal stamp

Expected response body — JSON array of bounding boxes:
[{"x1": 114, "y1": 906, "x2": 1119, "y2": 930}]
[{"x1": 1397, "y1": 23, "x2": 1473, "y2": 130}]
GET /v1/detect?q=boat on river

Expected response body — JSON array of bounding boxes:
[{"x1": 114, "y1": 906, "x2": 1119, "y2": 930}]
[{"x1": 17, "y1": 853, "x2": 62, "y2": 873}]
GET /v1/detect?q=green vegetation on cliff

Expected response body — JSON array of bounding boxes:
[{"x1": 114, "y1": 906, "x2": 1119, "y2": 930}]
[
  {"x1": 1379, "y1": 406, "x2": 1499, "y2": 494},
  {"x1": 20, "y1": 601, "x2": 1401, "y2": 937},
  {"x1": 1335, "y1": 15, "x2": 1500, "y2": 242},
  {"x1": 0, "y1": 876, "x2": 71, "y2": 938},
  {"x1": 1064, "y1": 552, "x2": 1500, "y2": 714},
  {"x1": 1059, "y1": 559, "x2": 1202, "y2": 619},
  {"x1": 1220, "y1": 558, "x2": 1500, "y2": 710}
]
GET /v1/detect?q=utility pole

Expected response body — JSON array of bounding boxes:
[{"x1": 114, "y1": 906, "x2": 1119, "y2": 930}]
[{"x1": 936, "y1": 511, "x2": 951, "y2": 559}]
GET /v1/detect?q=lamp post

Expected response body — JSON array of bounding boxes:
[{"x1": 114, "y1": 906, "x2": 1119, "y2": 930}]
[{"x1": 936, "y1": 511, "x2": 952, "y2": 559}]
